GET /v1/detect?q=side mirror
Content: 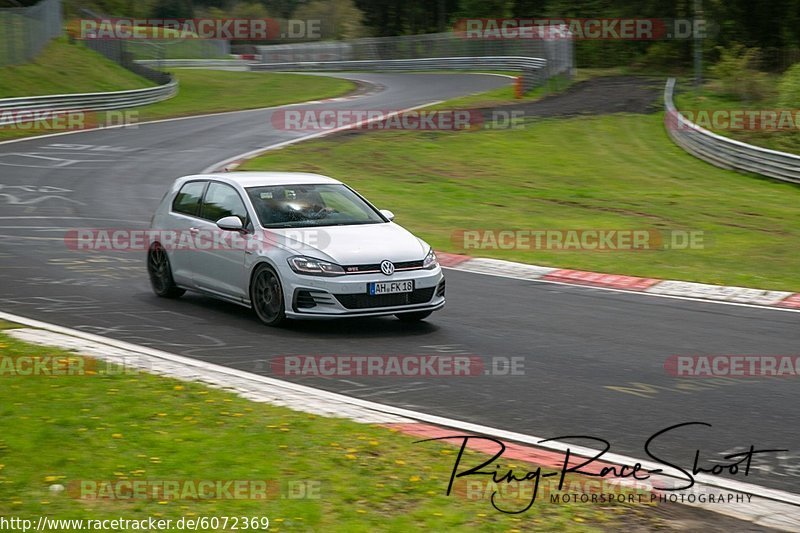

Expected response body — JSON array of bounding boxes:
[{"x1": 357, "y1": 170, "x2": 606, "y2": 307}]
[
  {"x1": 380, "y1": 209, "x2": 395, "y2": 221},
  {"x1": 216, "y1": 216, "x2": 244, "y2": 232}
]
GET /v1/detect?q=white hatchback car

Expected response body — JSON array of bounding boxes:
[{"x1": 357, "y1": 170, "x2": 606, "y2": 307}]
[{"x1": 147, "y1": 172, "x2": 445, "y2": 326}]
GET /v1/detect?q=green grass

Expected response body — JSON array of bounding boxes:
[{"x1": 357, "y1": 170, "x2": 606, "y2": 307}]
[
  {"x1": 0, "y1": 50, "x2": 356, "y2": 140},
  {"x1": 0, "y1": 38, "x2": 154, "y2": 97},
  {"x1": 132, "y1": 69, "x2": 354, "y2": 122},
  {"x1": 0, "y1": 331, "x2": 663, "y2": 531},
  {"x1": 241, "y1": 112, "x2": 800, "y2": 291}
]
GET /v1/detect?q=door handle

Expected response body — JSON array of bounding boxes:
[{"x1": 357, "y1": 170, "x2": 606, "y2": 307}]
[{"x1": 189, "y1": 227, "x2": 200, "y2": 233}]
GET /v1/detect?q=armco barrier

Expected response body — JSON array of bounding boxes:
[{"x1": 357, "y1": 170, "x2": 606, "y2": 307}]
[
  {"x1": 248, "y1": 56, "x2": 549, "y2": 92},
  {"x1": 0, "y1": 80, "x2": 178, "y2": 127},
  {"x1": 138, "y1": 56, "x2": 552, "y2": 92},
  {"x1": 664, "y1": 78, "x2": 800, "y2": 185},
  {"x1": 136, "y1": 59, "x2": 251, "y2": 69}
]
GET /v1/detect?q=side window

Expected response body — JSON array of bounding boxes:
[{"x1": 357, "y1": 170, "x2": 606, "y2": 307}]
[
  {"x1": 172, "y1": 181, "x2": 206, "y2": 216},
  {"x1": 200, "y1": 182, "x2": 248, "y2": 224}
]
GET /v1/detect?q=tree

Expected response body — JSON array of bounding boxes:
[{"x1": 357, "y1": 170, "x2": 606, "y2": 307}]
[
  {"x1": 293, "y1": 0, "x2": 367, "y2": 39},
  {"x1": 150, "y1": 0, "x2": 193, "y2": 18},
  {"x1": 230, "y1": 1, "x2": 271, "y2": 19},
  {"x1": 456, "y1": 0, "x2": 513, "y2": 17}
]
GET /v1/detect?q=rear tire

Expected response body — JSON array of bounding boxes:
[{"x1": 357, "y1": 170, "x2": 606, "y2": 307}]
[
  {"x1": 395, "y1": 311, "x2": 433, "y2": 322},
  {"x1": 250, "y1": 264, "x2": 287, "y2": 327},
  {"x1": 147, "y1": 243, "x2": 185, "y2": 298}
]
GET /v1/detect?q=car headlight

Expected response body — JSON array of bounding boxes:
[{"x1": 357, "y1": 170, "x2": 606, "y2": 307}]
[
  {"x1": 287, "y1": 256, "x2": 345, "y2": 276},
  {"x1": 422, "y1": 248, "x2": 438, "y2": 269}
]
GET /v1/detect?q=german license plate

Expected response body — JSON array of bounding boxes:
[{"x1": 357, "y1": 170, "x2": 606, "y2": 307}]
[{"x1": 368, "y1": 280, "x2": 414, "y2": 295}]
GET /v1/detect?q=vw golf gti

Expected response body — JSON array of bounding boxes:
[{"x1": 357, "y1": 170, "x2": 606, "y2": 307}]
[{"x1": 147, "y1": 172, "x2": 445, "y2": 326}]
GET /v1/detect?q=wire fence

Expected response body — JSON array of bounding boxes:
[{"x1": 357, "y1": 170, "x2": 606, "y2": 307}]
[
  {"x1": 254, "y1": 31, "x2": 574, "y2": 93},
  {"x1": 0, "y1": 0, "x2": 62, "y2": 66},
  {"x1": 82, "y1": 39, "x2": 175, "y2": 85},
  {"x1": 257, "y1": 31, "x2": 571, "y2": 66},
  {"x1": 123, "y1": 39, "x2": 230, "y2": 62}
]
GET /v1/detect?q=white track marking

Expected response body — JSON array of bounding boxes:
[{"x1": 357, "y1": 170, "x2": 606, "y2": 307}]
[{"x1": 0, "y1": 311, "x2": 797, "y2": 531}]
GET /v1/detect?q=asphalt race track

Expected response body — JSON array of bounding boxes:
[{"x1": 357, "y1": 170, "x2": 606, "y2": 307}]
[{"x1": 0, "y1": 73, "x2": 797, "y2": 496}]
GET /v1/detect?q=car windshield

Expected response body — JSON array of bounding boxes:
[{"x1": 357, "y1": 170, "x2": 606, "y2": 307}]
[{"x1": 246, "y1": 183, "x2": 385, "y2": 228}]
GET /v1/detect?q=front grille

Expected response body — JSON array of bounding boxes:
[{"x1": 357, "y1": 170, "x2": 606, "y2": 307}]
[
  {"x1": 334, "y1": 287, "x2": 436, "y2": 309},
  {"x1": 344, "y1": 260, "x2": 424, "y2": 274}
]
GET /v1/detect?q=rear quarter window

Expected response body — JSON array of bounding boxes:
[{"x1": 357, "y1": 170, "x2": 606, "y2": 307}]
[{"x1": 172, "y1": 181, "x2": 206, "y2": 216}]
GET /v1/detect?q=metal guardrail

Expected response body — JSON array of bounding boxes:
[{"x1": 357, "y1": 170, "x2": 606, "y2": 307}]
[
  {"x1": 664, "y1": 78, "x2": 800, "y2": 185},
  {"x1": 254, "y1": 31, "x2": 572, "y2": 94},
  {"x1": 249, "y1": 56, "x2": 550, "y2": 92},
  {"x1": 0, "y1": 80, "x2": 178, "y2": 126},
  {"x1": 139, "y1": 56, "x2": 553, "y2": 92},
  {"x1": 137, "y1": 59, "x2": 250, "y2": 69}
]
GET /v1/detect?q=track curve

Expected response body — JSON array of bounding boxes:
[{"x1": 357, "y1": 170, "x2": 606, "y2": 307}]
[{"x1": 0, "y1": 72, "x2": 797, "y2": 496}]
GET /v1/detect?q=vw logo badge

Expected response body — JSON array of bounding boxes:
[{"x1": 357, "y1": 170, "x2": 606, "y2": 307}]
[{"x1": 380, "y1": 260, "x2": 395, "y2": 276}]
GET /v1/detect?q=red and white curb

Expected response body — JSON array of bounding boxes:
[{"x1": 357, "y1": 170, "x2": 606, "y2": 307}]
[
  {"x1": 1, "y1": 310, "x2": 798, "y2": 530},
  {"x1": 200, "y1": 112, "x2": 799, "y2": 313},
  {"x1": 437, "y1": 252, "x2": 800, "y2": 311}
]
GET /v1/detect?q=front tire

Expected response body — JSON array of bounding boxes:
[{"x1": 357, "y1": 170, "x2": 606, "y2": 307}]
[
  {"x1": 250, "y1": 264, "x2": 287, "y2": 327},
  {"x1": 395, "y1": 311, "x2": 433, "y2": 322},
  {"x1": 147, "y1": 243, "x2": 185, "y2": 298}
]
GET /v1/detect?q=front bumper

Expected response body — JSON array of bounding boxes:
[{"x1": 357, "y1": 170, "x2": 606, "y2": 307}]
[{"x1": 282, "y1": 266, "x2": 445, "y2": 319}]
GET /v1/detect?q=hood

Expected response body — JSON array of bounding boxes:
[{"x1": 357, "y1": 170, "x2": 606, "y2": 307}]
[{"x1": 266, "y1": 222, "x2": 429, "y2": 265}]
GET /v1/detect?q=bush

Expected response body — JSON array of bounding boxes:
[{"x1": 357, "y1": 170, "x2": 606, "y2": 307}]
[
  {"x1": 634, "y1": 42, "x2": 684, "y2": 71},
  {"x1": 777, "y1": 63, "x2": 800, "y2": 107},
  {"x1": 709, "y1": 44, "x2": 774, "y2": 103}
]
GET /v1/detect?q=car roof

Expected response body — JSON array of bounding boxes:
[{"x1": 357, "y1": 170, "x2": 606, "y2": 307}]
[{"x1": 175, "y1": 171, "x2": 341, "y2": 188}]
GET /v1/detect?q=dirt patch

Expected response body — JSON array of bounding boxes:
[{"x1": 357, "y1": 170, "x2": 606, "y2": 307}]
[
  {"x1": 329, "y1": 76, "x2": 663, "y2": 141},
  {"x1": 482, "y1": 75, "x2": 663, "y2": 119}
]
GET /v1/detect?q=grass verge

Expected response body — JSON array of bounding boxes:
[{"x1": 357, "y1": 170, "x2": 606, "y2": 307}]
[
  {"x1": 0, "y1": 38, "x2": 153, "y2": 98},
  {"x1": 0, "y1": 41, "x2": 356, "y2": 142},
  {"x1": 0, "y1": 330, "x2": 665, "y2": 531},
  {"x1": 240, "y1": 111, "x2": 800, "y2": 292},
  {"x1": 131, "y1": 69, "x2": 355, "y2": 123}
]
